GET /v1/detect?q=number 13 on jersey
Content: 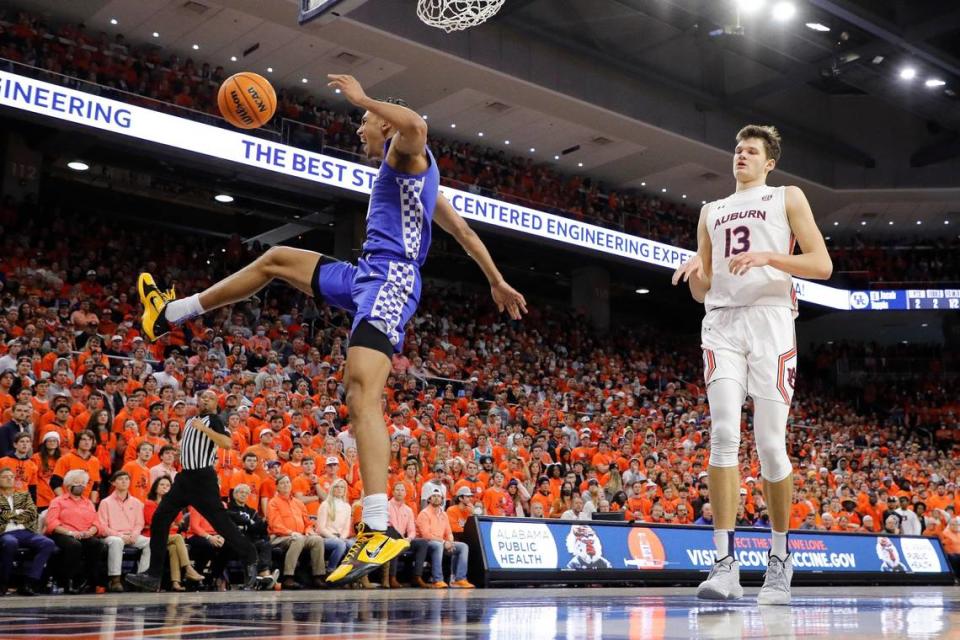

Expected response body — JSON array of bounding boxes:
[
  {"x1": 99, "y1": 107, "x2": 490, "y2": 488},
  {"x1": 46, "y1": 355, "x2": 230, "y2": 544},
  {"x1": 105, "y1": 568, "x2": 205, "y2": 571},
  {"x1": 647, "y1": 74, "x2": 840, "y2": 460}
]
[{"x1": 724, "y1": 226, "x2": 751, "y2": 258}]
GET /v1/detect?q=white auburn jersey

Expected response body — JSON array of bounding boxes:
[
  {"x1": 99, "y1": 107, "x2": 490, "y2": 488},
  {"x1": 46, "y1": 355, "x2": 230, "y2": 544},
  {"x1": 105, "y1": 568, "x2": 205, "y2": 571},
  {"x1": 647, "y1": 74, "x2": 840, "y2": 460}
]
[{"x1": 704, "y1": 185, "x2": 797, "y2": 315}]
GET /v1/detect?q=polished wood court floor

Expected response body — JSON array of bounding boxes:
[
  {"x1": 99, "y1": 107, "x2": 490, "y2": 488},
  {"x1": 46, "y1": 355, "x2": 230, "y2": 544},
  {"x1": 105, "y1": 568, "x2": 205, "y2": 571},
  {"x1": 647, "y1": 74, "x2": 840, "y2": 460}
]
[{"x1": 0, "y1": 585, "x2": 956, "y2": 639}]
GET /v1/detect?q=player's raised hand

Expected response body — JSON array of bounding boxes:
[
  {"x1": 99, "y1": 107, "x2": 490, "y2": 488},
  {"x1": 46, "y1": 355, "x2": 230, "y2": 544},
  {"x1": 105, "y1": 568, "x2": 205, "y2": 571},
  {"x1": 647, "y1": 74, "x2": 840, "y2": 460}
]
[
  {"x1": 672, "y1": 254, "x2": 705, "y2": 286},
  {"x1": 728, "y1": 251, "x2": 772, "y2": 276},
  {"x1": 327, "y1": 74, "x2": 368, "y2": 106},
  {"x1": 491, "y1": 281, "x2": 528, "y2": 320}
]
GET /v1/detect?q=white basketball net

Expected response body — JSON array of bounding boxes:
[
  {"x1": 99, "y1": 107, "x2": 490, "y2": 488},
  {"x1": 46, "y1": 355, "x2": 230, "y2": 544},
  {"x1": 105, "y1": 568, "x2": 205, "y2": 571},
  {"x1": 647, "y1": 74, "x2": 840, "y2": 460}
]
[{"x1": 417, "y1": 0, "x2": 507, "y2": 33}]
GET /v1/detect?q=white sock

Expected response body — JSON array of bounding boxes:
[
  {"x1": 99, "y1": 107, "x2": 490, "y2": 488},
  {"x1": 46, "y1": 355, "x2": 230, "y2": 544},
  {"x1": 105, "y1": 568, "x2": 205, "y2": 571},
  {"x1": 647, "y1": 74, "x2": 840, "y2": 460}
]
[
  {"x1": 771, "y1": 530, "x2": 788, "y2": 559},
  {"x1": 714, "y1": 529, "x2": 734, "y2": 561},
  {"x1": 164, "y1": 293, "x2": 204, "y2": 324},
  {"x1": 362, "y1": 493, "x2": 389, "y2": 531}
]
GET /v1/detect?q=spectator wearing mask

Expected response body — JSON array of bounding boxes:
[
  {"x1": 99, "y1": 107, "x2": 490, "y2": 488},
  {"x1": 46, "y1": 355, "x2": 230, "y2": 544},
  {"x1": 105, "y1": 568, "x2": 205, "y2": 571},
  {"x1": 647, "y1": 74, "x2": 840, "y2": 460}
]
[{"x1": 45, "y1": 469, "x2": 105, "y2": 593}]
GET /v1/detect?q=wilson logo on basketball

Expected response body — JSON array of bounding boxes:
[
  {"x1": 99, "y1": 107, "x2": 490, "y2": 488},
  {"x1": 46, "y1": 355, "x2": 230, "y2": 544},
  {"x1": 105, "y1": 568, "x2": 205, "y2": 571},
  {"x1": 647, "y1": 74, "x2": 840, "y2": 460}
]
[{"x1": 229, "y1": 90, "x2": 254, "y2": 126}]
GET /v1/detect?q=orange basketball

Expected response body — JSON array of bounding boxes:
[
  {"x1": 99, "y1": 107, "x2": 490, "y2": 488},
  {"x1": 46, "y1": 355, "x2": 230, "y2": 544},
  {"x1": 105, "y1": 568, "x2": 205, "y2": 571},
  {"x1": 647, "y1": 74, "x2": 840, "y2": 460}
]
[{"x1": 217, "y1": 72, "x2": 276, "y2": 130}]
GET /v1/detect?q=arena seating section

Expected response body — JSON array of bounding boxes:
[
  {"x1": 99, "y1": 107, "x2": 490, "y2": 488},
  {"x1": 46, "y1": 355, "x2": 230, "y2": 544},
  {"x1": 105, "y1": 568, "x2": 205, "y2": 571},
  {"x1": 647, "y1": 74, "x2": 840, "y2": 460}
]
[
  {"x1": 0, "y1": 197, "x2": 958, "y2": 591},
  {"x1": 3, "y1": 8, "x2": 959, "y2": 286}
]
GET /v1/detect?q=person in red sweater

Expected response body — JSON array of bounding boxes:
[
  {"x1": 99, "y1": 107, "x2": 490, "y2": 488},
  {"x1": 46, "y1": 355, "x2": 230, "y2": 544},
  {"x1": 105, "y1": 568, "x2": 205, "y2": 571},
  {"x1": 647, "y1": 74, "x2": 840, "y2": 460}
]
[{"x1": 142, "y1": 476, "x2": 203, "y2": 591}]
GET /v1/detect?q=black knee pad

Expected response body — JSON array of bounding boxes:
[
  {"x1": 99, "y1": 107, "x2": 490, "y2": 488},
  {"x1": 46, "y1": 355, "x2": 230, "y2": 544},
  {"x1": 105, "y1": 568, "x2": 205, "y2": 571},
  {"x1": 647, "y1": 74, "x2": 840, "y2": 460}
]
[{"x1": 350, "y1": 320, "x2": 393, "y2": 360}]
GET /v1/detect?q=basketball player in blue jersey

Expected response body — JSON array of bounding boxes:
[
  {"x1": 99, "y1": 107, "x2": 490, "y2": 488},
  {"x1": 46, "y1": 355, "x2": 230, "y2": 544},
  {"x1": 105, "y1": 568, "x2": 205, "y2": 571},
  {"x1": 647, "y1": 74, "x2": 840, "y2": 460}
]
[{"x1": 135, "y1": 74, "x2": 527, "y2": 585}]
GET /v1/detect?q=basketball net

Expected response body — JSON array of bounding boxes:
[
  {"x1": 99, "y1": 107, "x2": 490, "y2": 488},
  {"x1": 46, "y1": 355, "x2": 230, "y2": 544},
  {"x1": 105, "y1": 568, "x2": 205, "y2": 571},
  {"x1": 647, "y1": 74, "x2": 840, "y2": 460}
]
[{"x1": 417, "y1": 0, "x2": 506, "y2": 33}]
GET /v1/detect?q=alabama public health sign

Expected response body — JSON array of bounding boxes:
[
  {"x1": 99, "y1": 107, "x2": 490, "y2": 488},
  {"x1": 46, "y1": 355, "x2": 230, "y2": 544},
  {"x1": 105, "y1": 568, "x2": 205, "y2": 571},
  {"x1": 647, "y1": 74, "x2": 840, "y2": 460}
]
[
  {"x1": 0, "y1": 68, "x2": 946, "y2": 313},
  {"x1": 482, "y1": 519, "x2": 948, "y2": 575}
]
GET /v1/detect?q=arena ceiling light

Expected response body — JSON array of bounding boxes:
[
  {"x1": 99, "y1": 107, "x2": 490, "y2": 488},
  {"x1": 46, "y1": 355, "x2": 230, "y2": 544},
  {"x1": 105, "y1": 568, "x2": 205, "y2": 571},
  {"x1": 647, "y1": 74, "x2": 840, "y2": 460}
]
[
  {"x1": 450, "y1": 123, "x2": 456, "y2": 128},
  {"x1": 925, "y1": 78, "x2": 946, "y2": 88},
  {"x1": 771, "y1": 2, "x2": 796, "y2": 21},
  {"x1": 529, "y1": 147, "x2": 536, "y2": 153},
  {"x1": 805, "y1": 22, "x2": 830, "y2": 32},
  {"x1": 267, "y1": 67, "x2": 274, "y2": 73},
  {"x1": 478, "y1": 132, "x2": 484, "y2": 137},
  {"x1": 301, "y1": 78, "x2": 309, "y2": 84},
  {"x1": 67, "y1": 161, "x2": 89, "y2": 172},
  {"x1": 230, "y1": 56, "x2": 237, "y2": 62},
  {"x1": 553, "y1": 155, "x2": 559, "y2": 160},
  {"x1": 192, "y1": 44, "x2": 200, "y2": 50},
  {"x1": 109, "y1": 18, "x2": 118, "y2": 25},
  {"x1": 152, "y1": 32, "x2": 159, "y2": 38},
  {"x1": 635, "y1": 288, "x2": 650, "y2": 294},
  {"x1": 899, "y1": 67, "x2": 917, "y2": 80},
  {"x1": 214, "y1": 194, "x2": 234, "y2": 203}
]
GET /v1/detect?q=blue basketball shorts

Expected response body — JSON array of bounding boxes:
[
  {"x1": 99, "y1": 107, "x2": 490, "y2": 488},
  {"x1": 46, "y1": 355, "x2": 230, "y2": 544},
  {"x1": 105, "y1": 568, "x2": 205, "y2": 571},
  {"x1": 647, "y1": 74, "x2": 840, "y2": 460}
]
[{"x1": 311, "y1": 255, "x2": 421, "y2": 353}]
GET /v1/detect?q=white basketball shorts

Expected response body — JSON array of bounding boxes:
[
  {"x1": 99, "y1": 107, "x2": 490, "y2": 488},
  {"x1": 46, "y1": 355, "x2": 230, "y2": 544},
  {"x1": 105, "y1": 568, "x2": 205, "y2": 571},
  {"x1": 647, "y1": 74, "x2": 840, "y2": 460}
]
[{"x1": 701, "y1": 306, "x2": 797, "y2": 405}]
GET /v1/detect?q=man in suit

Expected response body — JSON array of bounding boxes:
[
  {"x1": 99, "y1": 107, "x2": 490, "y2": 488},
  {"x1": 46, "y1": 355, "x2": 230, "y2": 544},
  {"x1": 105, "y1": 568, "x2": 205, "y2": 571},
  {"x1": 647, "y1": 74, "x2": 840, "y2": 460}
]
[
  {"x1": 0, "y1": 403, "x2": 32, "y2": 458},
  {"x1": 0, "y1": 467, "x2": 55, "y2": 595}
]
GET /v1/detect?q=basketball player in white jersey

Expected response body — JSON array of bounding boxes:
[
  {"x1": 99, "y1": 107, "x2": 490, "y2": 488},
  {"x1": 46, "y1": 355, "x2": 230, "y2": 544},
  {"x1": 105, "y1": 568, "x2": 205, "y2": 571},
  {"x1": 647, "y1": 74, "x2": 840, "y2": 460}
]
[{"x1": 672, "y1": 125, "x2": 832, "y2": 604}]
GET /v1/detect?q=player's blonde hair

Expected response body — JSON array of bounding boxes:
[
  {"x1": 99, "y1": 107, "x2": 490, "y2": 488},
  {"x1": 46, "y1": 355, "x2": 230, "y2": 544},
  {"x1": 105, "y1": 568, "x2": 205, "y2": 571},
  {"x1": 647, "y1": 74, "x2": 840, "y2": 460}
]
[{"x1": 736, "y1": 125, "x2": 782, "y2": 164}]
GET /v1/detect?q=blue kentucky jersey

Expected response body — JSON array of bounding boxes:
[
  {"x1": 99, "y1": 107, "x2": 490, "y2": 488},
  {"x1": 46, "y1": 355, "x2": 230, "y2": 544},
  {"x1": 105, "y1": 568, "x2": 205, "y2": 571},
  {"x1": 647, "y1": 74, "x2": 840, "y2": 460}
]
[{"x1": 360, "y1": 138, "x2": 439, "y2": 267}]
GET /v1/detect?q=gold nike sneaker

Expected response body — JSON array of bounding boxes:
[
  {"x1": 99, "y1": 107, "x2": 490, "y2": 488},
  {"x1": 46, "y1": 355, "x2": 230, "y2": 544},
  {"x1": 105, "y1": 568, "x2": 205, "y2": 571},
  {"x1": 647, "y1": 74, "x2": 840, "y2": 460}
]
[
  {"x1": 326, "y1": 524, "x2": 410, "y2": 586},
  {"x1": 137, "y1": 272, "x2": 174, "y2": 342}
]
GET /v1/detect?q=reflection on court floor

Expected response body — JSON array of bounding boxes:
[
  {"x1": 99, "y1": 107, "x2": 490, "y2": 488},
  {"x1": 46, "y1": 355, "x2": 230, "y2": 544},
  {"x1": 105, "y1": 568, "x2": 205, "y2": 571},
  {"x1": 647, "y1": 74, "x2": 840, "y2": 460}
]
[{"x1": 0, "y1": 587, "x2": 954, "y2": 639}]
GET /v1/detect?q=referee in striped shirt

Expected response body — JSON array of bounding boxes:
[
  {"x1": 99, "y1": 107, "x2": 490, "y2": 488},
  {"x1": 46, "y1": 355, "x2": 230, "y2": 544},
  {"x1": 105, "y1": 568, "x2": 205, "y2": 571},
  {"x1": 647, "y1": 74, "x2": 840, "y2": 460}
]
[{"x1": 126, "y1": 390, "x2": 260, "y2": 591}]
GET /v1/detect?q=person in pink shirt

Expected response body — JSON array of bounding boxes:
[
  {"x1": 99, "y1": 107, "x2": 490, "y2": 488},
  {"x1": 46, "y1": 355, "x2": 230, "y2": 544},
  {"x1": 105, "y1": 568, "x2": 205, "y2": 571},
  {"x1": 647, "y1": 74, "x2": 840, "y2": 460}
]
[
  {"x1": 388, "y1": 482, "x2": 427, "y2": 588},
  {"x1": 45, "y1": 469, "x2": 105, "y2": 593},
  {"x1": 98, "y1": 470, "x2": 151, "y2": 592},
  {"x1": 316, "y1": 479, "x2": 354, "y2": 576},
  {"x1": 414, "y1": 486, "x2": 473, "y2": 589}
]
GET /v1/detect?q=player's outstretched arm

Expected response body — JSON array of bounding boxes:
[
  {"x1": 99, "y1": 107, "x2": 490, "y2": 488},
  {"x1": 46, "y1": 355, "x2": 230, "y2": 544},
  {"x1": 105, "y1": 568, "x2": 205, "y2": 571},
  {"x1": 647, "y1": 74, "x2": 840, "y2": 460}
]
[
  {"x1": 671, "y1": 204, "x2": 712, "y2": 303},
  {"x1": 327, "y1": 74, "x2": 426, "y2": 156},
  {"x1": 433, "y1": 194, "x2": 528, "y2": 320},
  {"x1": 728, "y1": 186, "x2": 832, "y2": 279}
]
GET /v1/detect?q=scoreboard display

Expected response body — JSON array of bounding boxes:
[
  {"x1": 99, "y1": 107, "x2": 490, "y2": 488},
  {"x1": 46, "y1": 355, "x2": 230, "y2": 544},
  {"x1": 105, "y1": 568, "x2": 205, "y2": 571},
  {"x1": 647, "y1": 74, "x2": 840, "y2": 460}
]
[{"x1": 848, "y1": 289, "x2": 960, "y2": 311}]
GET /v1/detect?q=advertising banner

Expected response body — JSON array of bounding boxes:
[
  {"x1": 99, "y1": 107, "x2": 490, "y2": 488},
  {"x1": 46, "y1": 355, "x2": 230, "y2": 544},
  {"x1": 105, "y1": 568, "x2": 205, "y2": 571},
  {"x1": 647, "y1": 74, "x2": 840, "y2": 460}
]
[
  {"x1": 476, "y1": 518, "x2": 950, "y2": 581},
  {"x1": 2, "y1": 68, "x2": 955, "y2": 314}
]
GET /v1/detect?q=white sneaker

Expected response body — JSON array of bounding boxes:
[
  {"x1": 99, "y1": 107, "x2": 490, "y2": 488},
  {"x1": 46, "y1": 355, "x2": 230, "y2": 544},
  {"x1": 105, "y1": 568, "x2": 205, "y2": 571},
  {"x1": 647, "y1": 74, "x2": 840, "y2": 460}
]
[
  {"x1": 696, "y1": 556, "x2": 743, "y2": 600},
  {"x1": 757, "y1": 554, "x2": 793, "y2": 605}
]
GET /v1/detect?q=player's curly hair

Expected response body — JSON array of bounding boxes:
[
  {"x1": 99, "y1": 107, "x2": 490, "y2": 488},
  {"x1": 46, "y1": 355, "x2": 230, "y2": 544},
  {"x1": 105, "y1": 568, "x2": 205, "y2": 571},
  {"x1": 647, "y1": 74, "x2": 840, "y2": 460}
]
[{"x1": 736, "y1": 124, "x2": 782, "y2": 164}]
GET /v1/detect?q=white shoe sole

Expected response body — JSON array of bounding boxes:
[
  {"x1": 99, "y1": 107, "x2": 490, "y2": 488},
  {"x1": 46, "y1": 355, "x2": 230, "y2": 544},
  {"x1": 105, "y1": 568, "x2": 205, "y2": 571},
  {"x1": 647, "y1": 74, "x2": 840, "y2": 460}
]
[{"x1": 696, "y1": 582, "x2": 744, "y2": 600}]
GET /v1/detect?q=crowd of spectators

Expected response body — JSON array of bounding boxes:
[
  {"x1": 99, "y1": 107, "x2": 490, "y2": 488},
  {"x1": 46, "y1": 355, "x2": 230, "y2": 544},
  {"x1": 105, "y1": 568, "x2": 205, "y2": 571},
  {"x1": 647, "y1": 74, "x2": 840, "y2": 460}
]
[
  {"x1": 11, "y1": 6, "x2": 960, "y2": 286},
  {"x1": 0, "y1": 8, "x2": 700, "y2": 245},
  {"x1": 828, "y1": 237, "x2": 960, "y2": 286},
  {"x1": 1, "y1": 193, "x2": 960, "y2": 592}
]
